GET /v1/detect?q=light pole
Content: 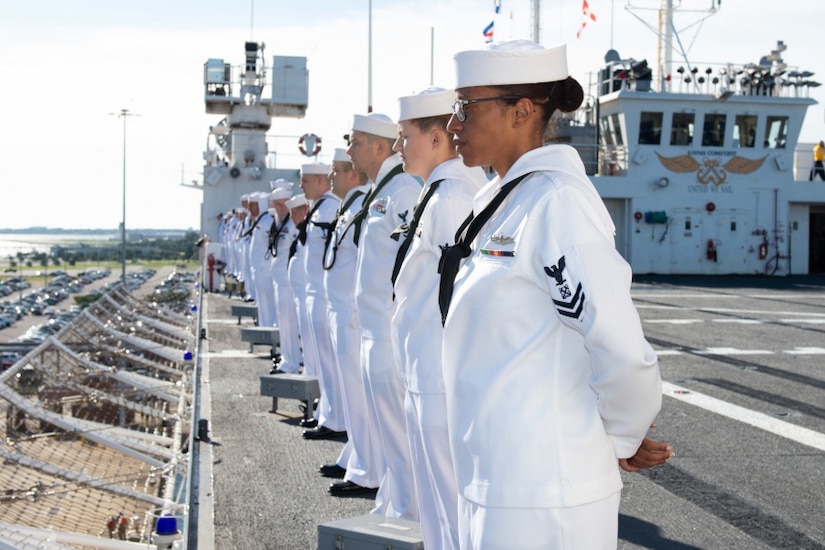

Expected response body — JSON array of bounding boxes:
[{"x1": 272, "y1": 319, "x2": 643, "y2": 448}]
[{"x1": 112, "y1": 108, "x2": 139, "y2": 285}]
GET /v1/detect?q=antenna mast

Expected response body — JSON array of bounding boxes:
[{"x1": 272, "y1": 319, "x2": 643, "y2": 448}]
[{"x1": 626, "y1": 0, "x2": 720, "y2": 92}]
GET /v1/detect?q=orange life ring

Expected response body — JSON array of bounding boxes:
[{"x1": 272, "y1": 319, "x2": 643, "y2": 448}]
[{"x1": 298, "y1": 133, "x2": 322, "y2": 156}]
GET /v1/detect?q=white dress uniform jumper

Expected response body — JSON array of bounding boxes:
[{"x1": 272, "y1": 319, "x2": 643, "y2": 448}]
[{"x1": 441, "y1": 145, "x2": 662, "y2": 548}]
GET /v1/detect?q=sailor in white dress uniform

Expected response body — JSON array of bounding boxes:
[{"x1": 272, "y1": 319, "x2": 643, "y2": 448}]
[
  {"x1": 300, "y1": 163, "x2": 347, "y2": 438},
  {"x1": 348, "y1": 113, "x2": 421, "y2": 519},
  {"x1": 441, "y1": 40, "x2": 672, "y2": 549},
  {"x1": 239, "y1": 195, "x2": 255, "y2": 301},
  {"x1": 390, "y1": 88, "x2": 488, "y2": 549},
  {"x1": 269, "y1": 184, "x2": 302, "y2": 373},
  {"x1": 285, "y1": 194, "x2": 310, "y2": 380},
  {"x1": 247, "y1": 192, "x2": 276, "y2": 328},
  {"x1": 323, "y1": 148, "x2": 381, "y2": 495}
]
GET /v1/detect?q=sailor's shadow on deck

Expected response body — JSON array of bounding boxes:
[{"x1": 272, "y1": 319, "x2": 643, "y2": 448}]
[{"x1": 619, "y1": 514, "x2": 702, "y2": 550}]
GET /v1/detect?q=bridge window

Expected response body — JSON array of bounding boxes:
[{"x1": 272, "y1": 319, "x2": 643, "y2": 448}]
[
  {"x1": 734, "y1": 115, "x2": 757, "y2": 148},
  {"x1": 670, "y1": 113, "x2": 695, "y2": 146},
  {"x1": 701, "y1": 114, "x2": 726, "y2": 147},
  {"x1": 600, "y1": 113, "x2": 624, "y2": 147},
  {"x1": 764, "y1": 116, "x2": 788, "y2": 149},
  {"x1": 639, "y1": 112, "x2": 662, "y2": 144}
]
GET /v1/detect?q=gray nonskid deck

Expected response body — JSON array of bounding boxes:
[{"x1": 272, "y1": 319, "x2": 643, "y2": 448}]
[
  {"x1": 198, "y1": 276, "x2": 825, "y2": 550},
  {"x1": 201, "y1": 292, "x2": 373, "y2": 550}
]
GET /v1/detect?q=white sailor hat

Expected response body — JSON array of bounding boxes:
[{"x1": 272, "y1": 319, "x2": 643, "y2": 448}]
[
  {"x1": 454, "y1": 39, "x2": 568, "y2": 88},
  {"x1": 240, "y1": 194, "x2": 251, "y2": 202},
  {"x1": 270, "y1": 178, "x2": 294, "y2": 191},
  {"x1": 269, "y1": 187, "x2": 292, "y2": 202},
  {"x1": 301, "y1": 163, "x2": 331, "y2": 175},
  {"x1": 285, "y1": 194, "x2": 308, "y2": 210},
  {"x1": 351, "y1": 112, "x2": 397, "y2": 139},
  {"x1": 398, "y1": 87, "x2": 454, "y2": 122},
  {"x1": 332, "y1": 148, "x2": 351, "y2": 163}
]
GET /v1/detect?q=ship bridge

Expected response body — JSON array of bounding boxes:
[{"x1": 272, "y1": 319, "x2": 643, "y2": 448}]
[{"x1": 570, "y1": 42, "x2": 825, "y2": 276}]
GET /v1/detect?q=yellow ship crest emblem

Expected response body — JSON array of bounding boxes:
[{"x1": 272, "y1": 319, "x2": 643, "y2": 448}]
[{"x1": 655, "y1": 152, "x2": 767, "y2": 185}]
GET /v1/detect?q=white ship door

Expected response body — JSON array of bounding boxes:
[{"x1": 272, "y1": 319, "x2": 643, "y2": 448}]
[
  {"x1": 602, "y1": 199, "x2": 629, "y2": 261},
  {"x1": 715, "y1": 211, "x2": 749, "y2": 271},
  {"x1": 669, "y1": 208, "x2": 705, "y2": 273}
]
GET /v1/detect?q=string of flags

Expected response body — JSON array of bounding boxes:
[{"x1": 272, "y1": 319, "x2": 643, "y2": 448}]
[
  {"x1": 483, "y1": 0, "x2": 501, "y2": 43},
  {"x1": 483, "y1": 0, "x2": 598, "y2": 43},
  {"x1": 577, "y1": 0, "x2": 597, "y2": 40}
]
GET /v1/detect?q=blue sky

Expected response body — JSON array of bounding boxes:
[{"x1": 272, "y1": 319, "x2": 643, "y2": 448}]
[{"x1": 1, "y1": 0, "x2": 822, "y2": 230}]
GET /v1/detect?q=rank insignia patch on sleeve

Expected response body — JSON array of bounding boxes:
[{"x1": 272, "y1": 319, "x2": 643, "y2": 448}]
[{"x1": 544, "y1": 256, "x2": 585, "y2": 319}]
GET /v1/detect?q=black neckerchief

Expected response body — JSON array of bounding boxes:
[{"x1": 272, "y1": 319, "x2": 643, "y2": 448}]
[
  {"x1": 287, "y1": 220, "x2": 305, "y2": 263},
  {"x1": 241, "y1": 212, "x2": 266, "y2": 238},
  {"x1": 297, "y1": 196, "x2": 328, "y2": 246},
  {"x1": 390, "y1": 179, "x2": 444, "y2": 291},
  {"x1": 438, "y1": 172, "x2": 534, "y2": 325},
  {"x1": 266, "y1": 212, "x2": 290, "y2": 259},
  {"x1": 335, "y1": 163, "x2": 404, "y2": 249},
  {"x1": 323, "y1": 189, "x2": 366, "y2": 270},
  {"x1": 288, "y1": 196, "x2": 329, "y2": 263}
]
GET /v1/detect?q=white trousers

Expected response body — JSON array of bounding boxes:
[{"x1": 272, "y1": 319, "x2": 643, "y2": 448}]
[
  {"x1": 361, "y1": 334, "x2": 417, "y2": 520},
  {"x1": 406, "y1": 390, "x2": 459, "y2": 550},
  {"x1": 328, "y1": 303, "x2": 380, "y2": 488},
  {"x1": 458, "y1": 490, "x2": 621, "y2": 550},
  {"x1": 292, "y1": 281, "x2": 316, "y2": 380},
  {"x1": 272, "y1": 272, "x2": 301, "y2": 373},
  {"x1": 251, "y1": 260, "x2": 276, "y2": 327},
  {"x1": 307, "y1": 291, "x2": 346, "y2": 431}
]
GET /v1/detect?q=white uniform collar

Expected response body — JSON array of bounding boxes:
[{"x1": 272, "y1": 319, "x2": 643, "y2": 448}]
[
  {"x1": 373, "y1": 153, "x2": 403, "y2": 186},
  {"x1": 344, "y1": 183, "x2": 371, "y2": 202}
]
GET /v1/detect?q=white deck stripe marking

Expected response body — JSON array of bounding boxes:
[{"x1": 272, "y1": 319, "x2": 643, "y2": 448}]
[
  {"x1": 779, "y1": 319, "x2": 825, "y2": 324},
  {"x1": 696, "y1": 347, "x2": 772, "y2": 355},
  {"x1": 632, "y1": 293, "x2": 825, "y2": 300},
  {"x1": 712, "y1": 319, "x2": 763, "y2": 324},
  {"x1": 662, "y1": 381, "x2": 825, "y2": 452},
  {"x1": 654, "y1": 349, "x2": 684, "y2": 356},
  {"x1": 635, "y1": 304, "x2": 825, "y2": 318},
  {"x1": 644, "y1": 319, "x2": 704, "y2": 324},
  {"x1": 784, "y1": 347, "x2": 825, "y2": 355},
  {"x1": 203, "y1": 350, "x2": 260, "y2": 358}
]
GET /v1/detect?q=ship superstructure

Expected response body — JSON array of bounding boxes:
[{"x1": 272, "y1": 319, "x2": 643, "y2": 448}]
[
  {"x1": 561, "y1": 3, "x2": 825, "y2": 275},
  {"x1": 199, "y1": 42, "x2": 309, "y2": 244}
]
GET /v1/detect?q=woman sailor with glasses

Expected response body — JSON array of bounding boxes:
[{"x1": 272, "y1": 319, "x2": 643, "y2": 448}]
[{"x1": 438, "y1": 40, "x2": 674, "y2": 549}]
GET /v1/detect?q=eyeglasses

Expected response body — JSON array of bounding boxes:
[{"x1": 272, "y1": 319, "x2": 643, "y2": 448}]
[{"x1": 452, "y1": 96, "x2": 522, "y2": 122}]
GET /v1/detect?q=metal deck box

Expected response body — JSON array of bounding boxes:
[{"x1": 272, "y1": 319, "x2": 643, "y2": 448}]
[
  {"x1": 230, "y1": 303, "x2": 258, "y2": 325},
  {"x1": 317, "y1": 514, "x2": 424, "y2": 550},
  {"x1": 260, "y1": 373, "x2": 319, "y2": 419},
  {"x1": 239, "y1": 326, "x2": 278, "y2": 352}
]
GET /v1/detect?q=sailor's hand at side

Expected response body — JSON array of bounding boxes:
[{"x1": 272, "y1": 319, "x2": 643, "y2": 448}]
[{"x1": 619, "y1": 437, "x2": 675, "y2": 472}]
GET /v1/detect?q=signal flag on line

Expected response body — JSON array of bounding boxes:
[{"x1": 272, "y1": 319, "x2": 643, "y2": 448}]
[
  {"x1": 576, "y1": 0, "x2": 597, "y2": 40},
  {"x1": 483, "y1": 20, "x2": 494, "y2": 43}
]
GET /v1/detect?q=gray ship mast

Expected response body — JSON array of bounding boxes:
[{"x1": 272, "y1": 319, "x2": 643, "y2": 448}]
[
  {"x1": 625, "y1": 0, "x2": 720, "y2": 92},
  {"x1": 198, "y1": 43, "x2": 309, "y2": 243}
]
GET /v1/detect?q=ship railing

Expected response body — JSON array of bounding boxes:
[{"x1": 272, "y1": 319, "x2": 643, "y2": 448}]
[
  {"x1": 594, "y1": 59, "x2": 819, "y2": 99},
  {"x1": 596, "y1": 145, "x2": 628, "y2": 177}
]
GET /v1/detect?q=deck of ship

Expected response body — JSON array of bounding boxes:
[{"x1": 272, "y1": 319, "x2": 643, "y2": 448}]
[
  {"x1": 197, "y1": 275, "x2": 825, "y2": 550},
  {"x1": 196, "y1": 291, "x2": 374, "y2": 550}
]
